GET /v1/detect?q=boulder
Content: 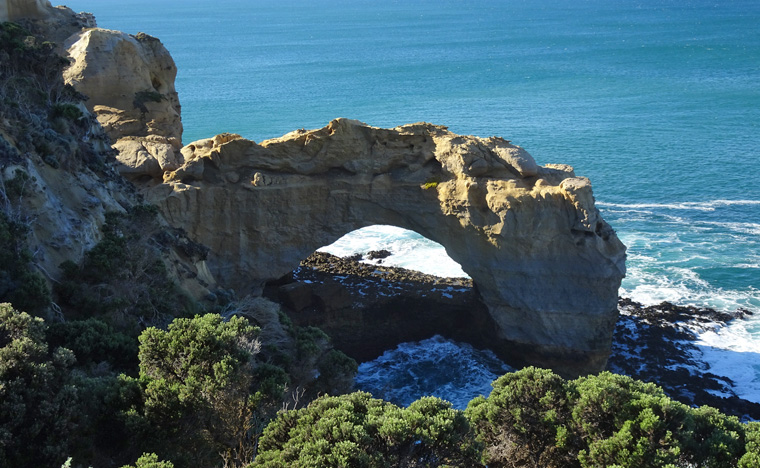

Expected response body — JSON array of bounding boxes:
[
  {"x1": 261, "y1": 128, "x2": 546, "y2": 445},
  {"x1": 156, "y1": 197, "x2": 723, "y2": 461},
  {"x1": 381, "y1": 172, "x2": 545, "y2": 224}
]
[{"x1": 63, "y1": 28, "x2": 183, "y2": 180}]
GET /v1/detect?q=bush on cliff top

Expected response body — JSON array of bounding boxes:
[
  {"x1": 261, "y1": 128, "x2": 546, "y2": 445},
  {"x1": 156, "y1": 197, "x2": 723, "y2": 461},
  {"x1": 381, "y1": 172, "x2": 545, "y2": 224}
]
[{"x1": 466, "y1": 367, "x2": 755, "y2": 468}]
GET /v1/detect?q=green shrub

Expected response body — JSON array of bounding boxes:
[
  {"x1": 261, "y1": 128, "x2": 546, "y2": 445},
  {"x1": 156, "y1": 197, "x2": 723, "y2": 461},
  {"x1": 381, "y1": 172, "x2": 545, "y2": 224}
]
[
  {"x1": 129, "y1": 313, "x2": 262, "y2": 467},
  {"x1": 51, "y1": 103, "x2": 83, "y2": 121},
  {"x1": 0, "y1": 209, "x2": 51, "y2": 315},
  {"x1": 466, "y1": 367, "x2": 576, "y2": 468},
  {"x1": 421, "y1": 176, "x2": 440, "y2": 190},
  {"x1": 46, "y1": 318, "x2": 139, "y2": 371},
  {"x1": 133, "y1": 90, "x2": 164, "y2": 113},
  {"x1": 315, "y1": 348, "x2": 358, "y2": 395},
  {"x1": 0, "y1": 303, "x2": 77, "y2": 467},
  {"x1": 121, "y1": 452, "x2": 174, "y2": 468},
  {"x1": 253, "y1": 392, "x2": 481, "y2": 467},
  {"x1": 466, "y1": 368, "x2": 752, "y2": 468},
  {"x1": 739, "y1": 422, "x2": 760, "y2": 467}
]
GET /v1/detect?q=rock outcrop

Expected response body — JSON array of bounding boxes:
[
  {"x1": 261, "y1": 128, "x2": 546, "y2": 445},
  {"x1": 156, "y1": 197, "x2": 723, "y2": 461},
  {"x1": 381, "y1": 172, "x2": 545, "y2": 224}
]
[
  {"x1": 63, "y1": 28, "x2": 183, "y2": 179},
  {"x1": 1, "y1": 0, "x2": 48, "y2": 22},
  {"x1": 145, "y1": 118, "x2": 626, "y2": 376},
  {"x1": 0, "y1": 1, "x2": 214, "y2": 309},
  {"x1": 0, "y1": 0, "x2": 94, "y2": 45}
]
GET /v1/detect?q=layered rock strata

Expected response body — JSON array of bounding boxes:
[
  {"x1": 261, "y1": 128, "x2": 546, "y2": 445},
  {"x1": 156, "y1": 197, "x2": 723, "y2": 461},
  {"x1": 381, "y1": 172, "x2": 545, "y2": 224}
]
[{"x1": 146, "y1": 119, "x2": 627, "y2": 376}]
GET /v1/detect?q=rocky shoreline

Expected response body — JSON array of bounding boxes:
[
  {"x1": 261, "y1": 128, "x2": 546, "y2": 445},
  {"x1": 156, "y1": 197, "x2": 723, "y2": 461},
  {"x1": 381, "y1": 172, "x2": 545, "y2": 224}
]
[
  {"x1": 265, "y1": 252, "x2": 498, "y2": 363},
  {"x1": 609, "y1": 298, "x2": 759, "y2": 420},
  {"x1": 269, "y1": 252, "x2": 760, "y2": 420}
]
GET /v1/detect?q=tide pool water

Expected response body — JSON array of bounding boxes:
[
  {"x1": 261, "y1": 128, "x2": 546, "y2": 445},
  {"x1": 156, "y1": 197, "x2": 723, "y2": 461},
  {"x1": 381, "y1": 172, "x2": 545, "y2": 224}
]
[{"x1": 61, "y1": 0, "x2": 760, "y2": 405}]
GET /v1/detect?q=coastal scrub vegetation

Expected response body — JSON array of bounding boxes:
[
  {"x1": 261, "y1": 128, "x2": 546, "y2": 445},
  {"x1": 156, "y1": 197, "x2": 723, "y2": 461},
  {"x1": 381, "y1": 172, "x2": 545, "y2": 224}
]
[
  {"x1": 466, "y1": 367, "x2": 757, "y2": 468},
  {"x1": 55, "y1": 204, "x2": 199, "y2": 330},
  {"x1": 5, "y1": 293, "x2": 757, "y2": 468},
  {"x1": 0, "y1": 22, "x2": 105, "y2": 171}
]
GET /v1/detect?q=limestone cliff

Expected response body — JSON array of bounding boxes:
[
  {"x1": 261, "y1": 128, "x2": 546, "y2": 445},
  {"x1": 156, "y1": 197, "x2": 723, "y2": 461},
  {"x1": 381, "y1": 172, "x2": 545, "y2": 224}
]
[
  {"x1": 3, "y1": 0, "x2": 626, "y2": 376},
  {"x1": 0, "y1": 2, "x2": 214, "y2": 317},
  {"x1": 144, "y1": 119, "x2": 626, "y2": 376}
]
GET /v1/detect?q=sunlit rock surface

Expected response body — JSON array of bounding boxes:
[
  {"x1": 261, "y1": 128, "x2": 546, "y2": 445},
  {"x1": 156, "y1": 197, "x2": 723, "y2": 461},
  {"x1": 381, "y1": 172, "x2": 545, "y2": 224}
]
[{"x1": 145, "y1": 119, "x2": 626, "y2": 376}]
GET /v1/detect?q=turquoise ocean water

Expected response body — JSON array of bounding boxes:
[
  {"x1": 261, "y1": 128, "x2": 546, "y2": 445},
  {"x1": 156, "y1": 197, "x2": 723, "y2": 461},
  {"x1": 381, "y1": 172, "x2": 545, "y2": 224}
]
[{"x1": 62, "y1": 0, "x2": 760, "y2": 406}]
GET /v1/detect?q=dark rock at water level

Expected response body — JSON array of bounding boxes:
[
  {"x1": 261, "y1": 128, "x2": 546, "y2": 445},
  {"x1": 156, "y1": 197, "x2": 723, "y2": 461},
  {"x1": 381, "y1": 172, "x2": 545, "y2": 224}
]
[
  {"x1": 266, "y1": 252, "x2": 500, "y2": 363},
  {"x1": 608, "y1": 298, "x2": 760, "y2": 420},
  {"x1": 270, "y1": 255, "x2": 760, "y2": 420}
]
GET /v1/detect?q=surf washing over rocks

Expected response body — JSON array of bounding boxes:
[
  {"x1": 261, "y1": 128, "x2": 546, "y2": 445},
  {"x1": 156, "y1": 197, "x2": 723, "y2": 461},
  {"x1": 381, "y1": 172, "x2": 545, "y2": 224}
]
[{"x1": 60, "y1": 0, "x2": 760, "y2": 415}]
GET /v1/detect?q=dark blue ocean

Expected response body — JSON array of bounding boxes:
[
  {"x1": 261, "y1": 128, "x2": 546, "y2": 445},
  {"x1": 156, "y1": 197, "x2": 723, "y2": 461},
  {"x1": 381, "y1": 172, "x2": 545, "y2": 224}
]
[{"x1": 62, "y1": 0, "x2": 760, "y2": 406}]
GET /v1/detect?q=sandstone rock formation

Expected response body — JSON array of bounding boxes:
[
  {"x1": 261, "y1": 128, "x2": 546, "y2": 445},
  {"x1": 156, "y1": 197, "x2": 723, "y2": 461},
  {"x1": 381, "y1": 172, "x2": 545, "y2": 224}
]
[
  {"x1": 0, "y1": 0, "x2": 94, "y2": 45},
  {"x1": 1, "y1": 0, "x2": 214, "y2": 306},
  {"x1": 145, "y1": 118, "x2": 627, "y2": 376},
  {"x1": 63, "y1": 28, "x2": 183, "y2": 179}
]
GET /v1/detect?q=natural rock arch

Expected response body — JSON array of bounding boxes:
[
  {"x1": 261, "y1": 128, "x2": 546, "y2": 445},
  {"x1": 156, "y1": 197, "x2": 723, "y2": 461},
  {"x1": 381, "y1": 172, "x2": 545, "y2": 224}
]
[{"x1": 147, "y1": 119, "x2": 626, "y2": 376}]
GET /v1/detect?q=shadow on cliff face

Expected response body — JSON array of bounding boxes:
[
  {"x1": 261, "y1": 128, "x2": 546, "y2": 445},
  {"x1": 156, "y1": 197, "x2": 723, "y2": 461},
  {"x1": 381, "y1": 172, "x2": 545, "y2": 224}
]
[{"x1": 263, "y1": 251, "x2": 503, "y2": 365}]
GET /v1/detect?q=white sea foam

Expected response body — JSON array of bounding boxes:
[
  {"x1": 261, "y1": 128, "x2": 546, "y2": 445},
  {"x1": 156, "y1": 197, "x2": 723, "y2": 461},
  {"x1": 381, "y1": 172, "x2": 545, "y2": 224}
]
[
  {"x1": 318, "y1": 225, "x2": 469, "y2": 278},
  {"x1": 355, "y1": 335, "x2": 513, "y2": 409},
  {"x1": 695, "y1": 320, "x2": 760, "y2": 404},
  {"x1": 598, "y1": 199, "x2": 760, "y2": 212}
]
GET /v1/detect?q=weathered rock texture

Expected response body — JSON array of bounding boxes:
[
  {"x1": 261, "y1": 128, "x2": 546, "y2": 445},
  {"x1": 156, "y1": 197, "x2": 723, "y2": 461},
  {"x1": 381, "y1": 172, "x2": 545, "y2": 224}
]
[
  {"x1": 146, "y1": 118, "x2": 627, "y2": 376},
  {"x1": 63, "y1": 28, "x2": 183, "y2": 178},
  {"x1": 0, "y1": 0, "x2": 48, "y2": 22},
  {"x1": 274, "y1": 252, "x2": 498, "y2": 364},
  {"x1": 0, "y1": 0, "x2": 94, "y2": 45},
  {"x1": 0, "y1": 0, "x2": 214, "y2": 306}
]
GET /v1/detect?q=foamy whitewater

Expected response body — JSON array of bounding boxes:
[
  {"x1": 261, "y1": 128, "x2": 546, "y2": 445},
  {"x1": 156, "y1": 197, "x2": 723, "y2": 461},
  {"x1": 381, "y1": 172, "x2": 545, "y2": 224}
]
[
  {"x1": 64, "y1": 0, "x2": 760, "y2": 408},
  {"x1": 354, "y1": 335, "x2": 513, "y2": 410}
]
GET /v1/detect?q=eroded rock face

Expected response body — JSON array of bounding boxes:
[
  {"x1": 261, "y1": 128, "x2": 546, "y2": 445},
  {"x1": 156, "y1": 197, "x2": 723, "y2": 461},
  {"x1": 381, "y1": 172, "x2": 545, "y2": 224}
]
[
  {"x1": 0, "y1": 0, "x2": 94, "y2": 45},
  {"x1": 63, "y1": 28, "x2": 183, "y2": 178},
  {"x1": 0, "y1": 0, "x2": 49, "y2": 22},
  {"x1": 146, "y1": 118, "x2": 627, "y2": 376}
]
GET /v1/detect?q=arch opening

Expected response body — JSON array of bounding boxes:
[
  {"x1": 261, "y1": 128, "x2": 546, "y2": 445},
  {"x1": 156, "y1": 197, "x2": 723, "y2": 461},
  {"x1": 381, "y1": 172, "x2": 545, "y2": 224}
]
[
  {"x1": 317, "y1": 225, "x2": 469, "y2": 279},
  {"x1": 262, "y1": 225, "x2": 504, "y2": 366}
]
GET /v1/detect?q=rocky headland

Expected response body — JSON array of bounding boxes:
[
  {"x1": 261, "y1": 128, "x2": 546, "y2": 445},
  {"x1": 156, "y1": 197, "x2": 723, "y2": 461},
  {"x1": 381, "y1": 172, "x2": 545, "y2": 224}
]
[
  {"x1": 8, "y1": 0, "x2": 628, "y2": 376},
  {"x1": 6, "y1": 0, "x2": 747, "y2": 404}
]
